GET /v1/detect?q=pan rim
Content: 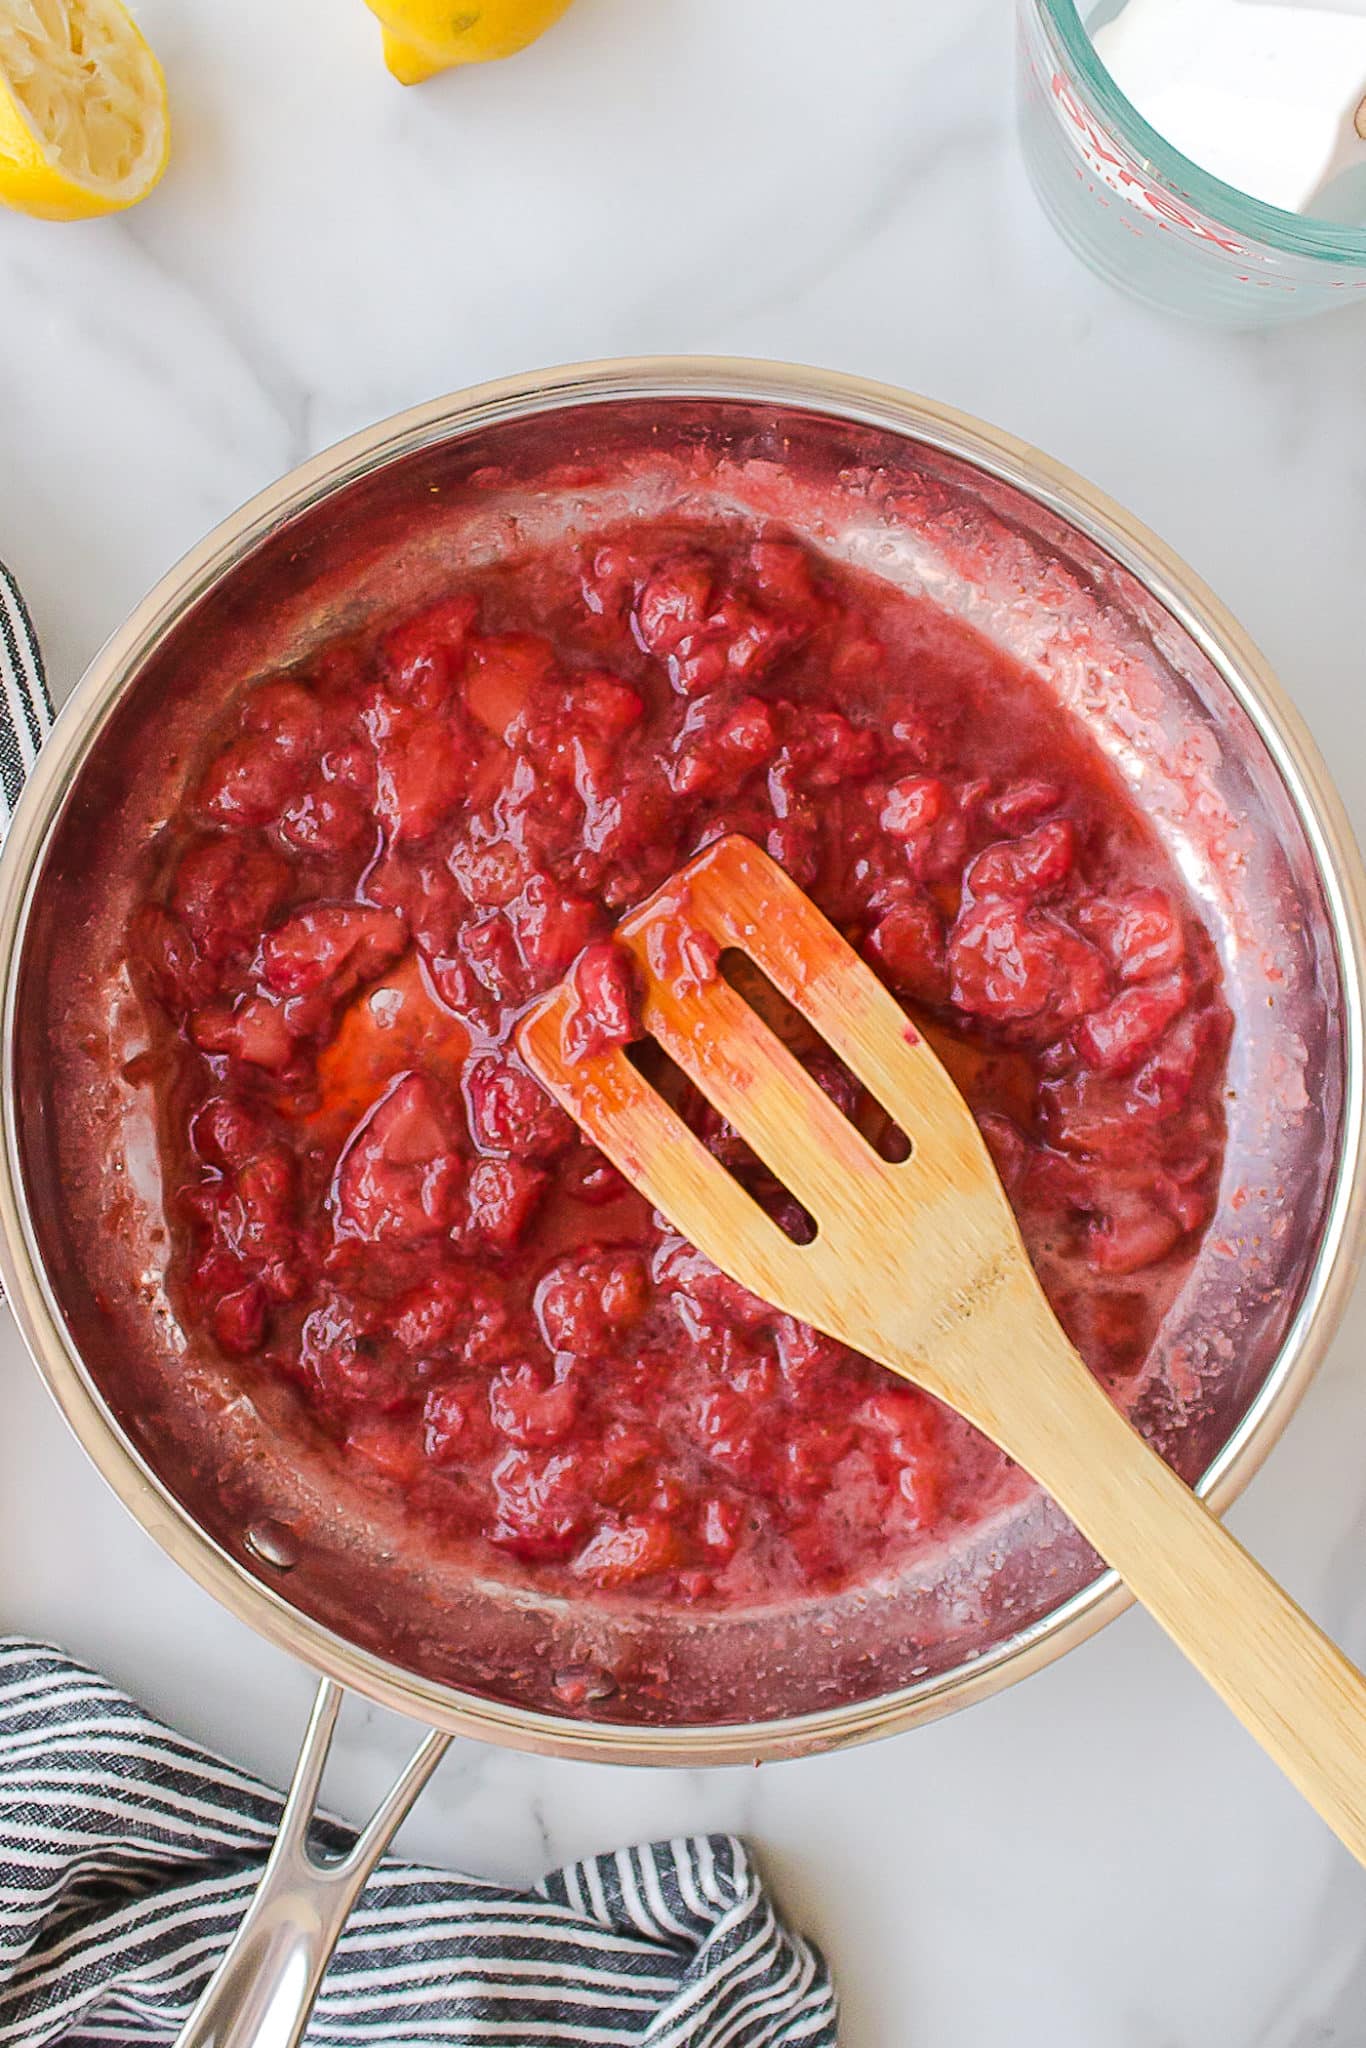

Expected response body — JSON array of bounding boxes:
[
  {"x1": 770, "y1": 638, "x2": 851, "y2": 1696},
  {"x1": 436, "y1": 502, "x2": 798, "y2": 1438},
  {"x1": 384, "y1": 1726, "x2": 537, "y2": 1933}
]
[{"x1": 2, "y1": 354, "x2": 1362, "y2": 1765}]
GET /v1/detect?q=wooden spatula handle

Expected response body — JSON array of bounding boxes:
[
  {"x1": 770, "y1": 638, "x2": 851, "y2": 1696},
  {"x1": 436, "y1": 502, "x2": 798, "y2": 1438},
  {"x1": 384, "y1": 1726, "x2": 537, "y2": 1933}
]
[
  {"x1": 522, "y1": 834, "x2": 1366, "y2": 1857},
  {"x1": 931, "y1": 1307, "x2": 1366, "y2": 1865}
]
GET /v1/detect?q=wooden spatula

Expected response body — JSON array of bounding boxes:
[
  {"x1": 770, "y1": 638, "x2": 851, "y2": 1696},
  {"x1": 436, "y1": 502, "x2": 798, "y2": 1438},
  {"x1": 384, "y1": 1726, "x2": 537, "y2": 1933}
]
[{"x1": 519, "y1": 831, "x2": 1366, "y2": 1864}]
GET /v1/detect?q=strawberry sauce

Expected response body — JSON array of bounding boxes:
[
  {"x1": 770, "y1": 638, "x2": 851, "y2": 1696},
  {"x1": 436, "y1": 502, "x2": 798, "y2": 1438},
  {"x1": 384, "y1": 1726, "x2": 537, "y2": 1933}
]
[{"x1": 128, "y1": 521, "x2": 1230, "y2": 1607}]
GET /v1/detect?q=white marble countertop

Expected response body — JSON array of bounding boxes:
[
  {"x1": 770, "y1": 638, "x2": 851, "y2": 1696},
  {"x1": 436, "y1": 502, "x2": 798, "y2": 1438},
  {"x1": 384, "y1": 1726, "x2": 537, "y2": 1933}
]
[{"x1": 3, "y1": 1, "x2": 1366, "y2": 2041}]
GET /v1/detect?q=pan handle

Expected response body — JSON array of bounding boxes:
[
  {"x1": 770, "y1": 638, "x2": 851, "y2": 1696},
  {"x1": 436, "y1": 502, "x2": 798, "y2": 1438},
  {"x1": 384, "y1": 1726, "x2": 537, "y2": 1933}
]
[{"x1": 175, "y1": 1678, "x2": 450, "y2": 2048}]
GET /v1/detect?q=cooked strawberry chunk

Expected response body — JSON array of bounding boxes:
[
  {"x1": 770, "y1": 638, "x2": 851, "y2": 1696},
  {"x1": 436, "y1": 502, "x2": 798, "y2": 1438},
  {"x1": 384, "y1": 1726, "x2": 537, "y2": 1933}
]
[
  {"x1": 594, "y1": 1420, "x2": 670, "y2": 1510},
  {"x1": 748, "y1": 538, "x2": 823, "y2": 614},
  {"x1": 279, "y1": 779, "x2": 373, "y2": 858},
  {"x1": 195, "y1": 736, "x2": 304, "y2": 827},
  {"x1": 332, "y1": 1074, "x2": 463, "y2": 1244},
  {"x1": 880, "y1": 775, "x2": 946, "y2": 839},
  {"x1": 464, "y1": 1156, "x2": 548, "y2": 1253},
  {"x1": 789, "y1": 711, "x2": 877, "y2": 789},
  {"x1": 561, "y1": 940, "x2": 641, "y2": 1063},
  {"x1": 191, "y1": 1094, "x2": 272, "y2": 1169},
  {"x1": 671, "y1": 694, "x2": 778, "y2": 797},
  {"x1": 653, "y1": 1237, "x2": 772, "y2": 1331},
  {"x1": 490, "y1": 1447, "x2": 591, "y2": 1559},
  {"x1": 1072, "y1": 974, "x2": 1189, "y2": 1076},
  {"x1": 211, "y1": 1282, "x2": 267, "y2": 1357},
  {"x1": 965, "y1": 819, "x2": 1076, "y2": 902},
  {"x1": 462, "y1": 631, "x2": 556, "y2": 741},
  {"x1": 718, "y1": 696, "x2": 780, "y2": 763},
  {"x1": 572, "y1": 1514, "x2": 684, "y2": 1587},
  {"x1": 864, "y1": 890, "x2": 948, "y2": 1004},
  {"x1": 635, "y1": 551, "x2": 797, "y2": 697},
  {"x1": 507, "y1": 874, "x2": 599, "y2": 978},
  {"x1": 456, "y1": 912, "x2": 522, "y2": 1002},
  {"x1": 782, "y1": 1417, "x2": 857, "y2": 1495},
  {"x1": 298, "y1": 1297, "x2": 371, "y2": 1404},
  {"x1": 1132, "y1": 1005, "x2": 1230, "y2": 1115},
  {"x1": 569, "y1": 671, "x2": 644, "y2": 738},
  {"x1": 233, "y1": 1147, "x2": 298, "y2": 1260},
  {"x1": 878, "y1": 773, "x2": 971, "y2": 880},
  {"x1": 635, "y1": 552, "x2": 715, "y2": 659},
  {"x1": 191, "y1": 995, "x2": 296, "y2": 1072},
  {"x1": 986, "y1": 779, "x2": 1062, "y2": 831},
  {"x1": 1037, "y1": 1067, "x2": 1149, "y2": 1160},
  {"x1": 1077, "y1": 888, "x2": 1185, "y2": 983},
  {"x1": 687, "y1": 1385, "x2": 762, "y2": 1484},
  {"x1": 533, "y1": 1246, "x2": 649, "y2": 1354},
  {"x1": 240, "y1": 679, "x2": 324, "y2": 761},
  {"x1": 184, "y1": 1127, "x2": 304, "y2": 1352},
  {"x1": 393, "y1": 1271, "x2": 472, "y2": 1355},
  {"x1": 260, "y1": 904, "x2": 406, "y2": 1000},
  {"x1": 370, "y1": 711, "x2": 473, "y2": 844},
  {"x1": 949, "y1": 902, "x2": 1108, "y2": 1030},
  {"x1": 172, "y1": 837, "x2": 293, "y2": 966},
  {"x1": 704, "y1": 595, "x2": 794, "y2": 684},
  {"x1": 381, "y1": 595, "x2": 479, "y2": 709},
  {"x1": 858, "y1": 1387, "x2": 943, "y2": 1527},
  {"x1": 489, "y1": 1361, "x2": 581, "y2": 1447},
  {"x1": 420, "y1": 1381, "x2": 490, "y2": 1464},
  {"x1": 463, "y1": 1052, "x2": 574, "y2": 1161}
]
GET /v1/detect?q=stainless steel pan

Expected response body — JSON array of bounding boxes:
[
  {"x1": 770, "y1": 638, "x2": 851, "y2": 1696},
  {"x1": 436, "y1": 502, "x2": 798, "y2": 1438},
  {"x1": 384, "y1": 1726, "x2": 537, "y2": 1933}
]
[{"x1": 1, "y1": 360, "x2": 1361, "y2": 2047}]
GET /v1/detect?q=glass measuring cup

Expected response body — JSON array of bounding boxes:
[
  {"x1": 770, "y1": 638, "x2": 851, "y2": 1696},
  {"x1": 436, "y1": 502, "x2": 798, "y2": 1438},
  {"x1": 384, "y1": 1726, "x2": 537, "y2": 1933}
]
[{"x1": 1017, "y1": 0, "x2": 1366, "y2": 323}]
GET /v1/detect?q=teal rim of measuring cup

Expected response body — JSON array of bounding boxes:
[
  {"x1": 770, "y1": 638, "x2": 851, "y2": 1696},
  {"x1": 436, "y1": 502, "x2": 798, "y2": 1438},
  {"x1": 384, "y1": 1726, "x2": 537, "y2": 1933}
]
[{"x1": 1036, "y1": 0, "x2": 1366, "y2": 264}]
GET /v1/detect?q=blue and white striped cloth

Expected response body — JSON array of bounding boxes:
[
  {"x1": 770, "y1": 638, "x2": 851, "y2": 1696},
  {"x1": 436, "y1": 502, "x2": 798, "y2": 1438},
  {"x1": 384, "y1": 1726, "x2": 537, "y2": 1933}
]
[
  {"x1": 0, "y1": 579, "x2": 837, "y2": 2047},
  {"x1": 0, "y1": 563, "x2": 53, "y2": 821},
  {"x1": 0, "y1": 1642, "x2": 836, "y2": 2047}
]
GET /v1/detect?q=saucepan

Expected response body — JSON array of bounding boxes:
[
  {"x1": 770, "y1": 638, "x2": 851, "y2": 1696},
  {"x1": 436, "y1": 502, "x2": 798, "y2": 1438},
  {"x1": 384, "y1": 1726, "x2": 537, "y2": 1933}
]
[{"x1": 0, "y1": 358, "x2": 1362, "y2": 2047}]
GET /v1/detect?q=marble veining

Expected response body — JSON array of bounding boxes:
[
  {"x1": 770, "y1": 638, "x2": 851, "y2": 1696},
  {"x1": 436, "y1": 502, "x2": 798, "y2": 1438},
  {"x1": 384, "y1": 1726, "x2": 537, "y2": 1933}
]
[{"x1": 2, "y1": 1, "x2": 1366, "y2": 2041}]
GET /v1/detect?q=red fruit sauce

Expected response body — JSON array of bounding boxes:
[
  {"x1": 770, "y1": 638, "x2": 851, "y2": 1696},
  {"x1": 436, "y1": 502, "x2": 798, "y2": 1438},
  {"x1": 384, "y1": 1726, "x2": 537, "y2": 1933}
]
[{"x1": 129, "y1": 522, "x2": 1231, "y2": 1607}]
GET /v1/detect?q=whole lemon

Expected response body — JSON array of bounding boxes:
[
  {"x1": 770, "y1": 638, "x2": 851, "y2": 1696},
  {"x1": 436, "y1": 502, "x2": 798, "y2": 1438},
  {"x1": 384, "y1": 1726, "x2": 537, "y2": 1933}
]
[{"x1": 364, "y1": 2, "x2": 577, "y2": 84}]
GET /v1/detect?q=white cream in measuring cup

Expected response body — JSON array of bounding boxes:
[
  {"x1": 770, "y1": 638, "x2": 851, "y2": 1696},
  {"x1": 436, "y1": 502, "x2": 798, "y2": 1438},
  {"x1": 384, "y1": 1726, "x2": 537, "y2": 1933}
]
[{"x1": 1091, "y1": 0, "x2": 1366, "y2": 216}]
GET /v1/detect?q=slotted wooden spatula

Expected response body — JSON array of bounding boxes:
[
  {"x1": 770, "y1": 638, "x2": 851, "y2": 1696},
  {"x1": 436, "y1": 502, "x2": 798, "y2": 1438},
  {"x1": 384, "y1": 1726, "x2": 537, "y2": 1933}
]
[{"x1": 519, "y1": 832, "x2": 1366, "y2": 1863}]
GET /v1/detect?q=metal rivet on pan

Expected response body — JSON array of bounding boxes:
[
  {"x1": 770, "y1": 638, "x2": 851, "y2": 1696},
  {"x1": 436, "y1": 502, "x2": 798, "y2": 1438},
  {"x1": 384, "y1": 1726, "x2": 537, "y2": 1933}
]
[{"x1": 244, "y1": 1518, "x2": 302, "y2": 1571}]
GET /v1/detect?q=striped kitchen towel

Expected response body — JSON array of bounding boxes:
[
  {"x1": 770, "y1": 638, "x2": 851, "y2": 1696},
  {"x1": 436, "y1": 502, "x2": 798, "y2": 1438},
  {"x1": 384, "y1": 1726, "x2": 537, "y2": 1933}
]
[
  {"x1": 0, "y1": 585, "x2": 837, "y2": 2046},
  {"x1": 0, "y1": 1642, "x2": 837, "y2": 2046},
  {"x1": 0, "y1": 563, "x2": 53, "y2": 822}
]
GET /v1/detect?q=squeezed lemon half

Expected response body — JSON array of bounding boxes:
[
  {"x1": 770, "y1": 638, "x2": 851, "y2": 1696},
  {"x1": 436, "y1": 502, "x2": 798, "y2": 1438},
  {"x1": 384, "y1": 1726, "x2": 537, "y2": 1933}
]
[{"x1": 0, "y1": 0, "x2": 168, "y2": 221}]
